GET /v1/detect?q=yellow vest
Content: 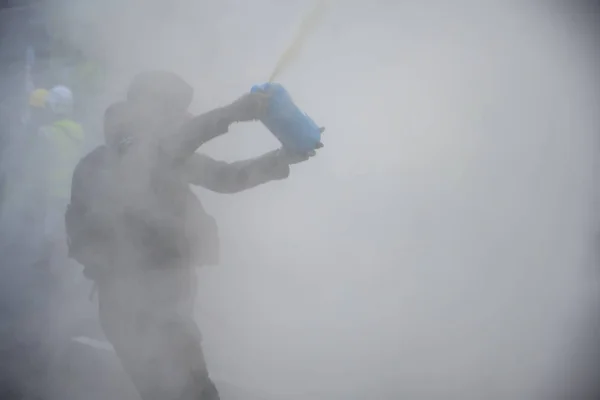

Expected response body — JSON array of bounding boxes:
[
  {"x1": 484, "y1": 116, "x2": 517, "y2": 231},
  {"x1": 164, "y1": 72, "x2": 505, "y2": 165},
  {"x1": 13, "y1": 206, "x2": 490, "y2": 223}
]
[{"x1": 43, "y1": 119, "x2": 85, "y2": 200}]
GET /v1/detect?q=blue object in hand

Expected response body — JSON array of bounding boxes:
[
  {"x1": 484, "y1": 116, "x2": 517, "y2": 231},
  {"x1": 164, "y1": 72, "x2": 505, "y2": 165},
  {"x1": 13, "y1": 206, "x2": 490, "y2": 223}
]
[{"x1": 250, "y1": 83, "x2": 322, "y2": 153}]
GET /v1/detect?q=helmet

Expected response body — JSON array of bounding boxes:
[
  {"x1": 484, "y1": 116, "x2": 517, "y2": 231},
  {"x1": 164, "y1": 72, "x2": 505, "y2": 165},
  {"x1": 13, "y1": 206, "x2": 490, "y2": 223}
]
[
  {"x1": 127, "y1": 71, "x2": 193, "y2": 113},
  {"x1": 47, "y1": 85, "x2": 74, "y2": 115},
  {"x1": 29, "y1": 88, "x2": 49, "y2": 108}
]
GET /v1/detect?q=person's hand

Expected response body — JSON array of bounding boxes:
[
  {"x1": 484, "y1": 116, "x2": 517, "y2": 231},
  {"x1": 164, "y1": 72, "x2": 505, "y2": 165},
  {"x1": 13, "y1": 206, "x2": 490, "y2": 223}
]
[
  {"x1": 228, "y1": 91, "x2": 270, "y2": 122},
  {"x1": 278, "y1": 128, "x2": 325, "y2": 164}
]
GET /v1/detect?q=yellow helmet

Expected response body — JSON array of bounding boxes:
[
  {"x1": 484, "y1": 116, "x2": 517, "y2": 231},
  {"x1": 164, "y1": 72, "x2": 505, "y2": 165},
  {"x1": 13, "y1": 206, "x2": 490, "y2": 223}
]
[{"x1": 29, "y1": 88, "x2": 49, "y2": 108}]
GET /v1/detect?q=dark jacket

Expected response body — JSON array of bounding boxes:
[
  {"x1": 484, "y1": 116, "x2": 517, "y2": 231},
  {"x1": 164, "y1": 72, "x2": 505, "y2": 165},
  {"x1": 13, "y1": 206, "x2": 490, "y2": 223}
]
[{"x1": 66, "y1": 106, "x2": 289, "y2": 279}]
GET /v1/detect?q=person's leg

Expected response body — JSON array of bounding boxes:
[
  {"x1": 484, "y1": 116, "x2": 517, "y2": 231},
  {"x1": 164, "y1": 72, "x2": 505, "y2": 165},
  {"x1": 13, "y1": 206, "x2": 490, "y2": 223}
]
[
  {"x1": 98, "y1": 284, "x2": 220, "y2": 400},
  {"x1": 161, "y1": 313, "x2": 220, "y2": 400}
]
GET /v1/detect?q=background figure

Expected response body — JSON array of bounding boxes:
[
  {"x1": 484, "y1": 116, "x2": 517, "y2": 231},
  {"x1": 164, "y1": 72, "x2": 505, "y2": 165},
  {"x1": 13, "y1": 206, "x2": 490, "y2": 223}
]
[
  {"x1": 22, "y1": 88, "x2": 51, "y2": 248},
  {"x1": 39, "y1": 84, "x2": 85, "y2": 272},
  {"x1": 35, "y1": 84, "x2": 93, "y2": 399},
  {"x1": 27, "y1": 88, "x2": 50, "y2": 135}
]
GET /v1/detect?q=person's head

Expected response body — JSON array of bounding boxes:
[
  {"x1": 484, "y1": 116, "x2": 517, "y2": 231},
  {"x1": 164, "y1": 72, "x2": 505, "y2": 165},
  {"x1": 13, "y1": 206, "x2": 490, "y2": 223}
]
[
  {"x1": 47, "y1": 85, "x2": 74, "y2": 118},
  {"x1": 126, "y1": 70, "x2": 193, "y2": 130},
  {"x1": 28, "y1": 88, "x2": 51, "y2": 125},
  {"x1": 29, "y1": 88, "x2": 49, "y2": 109}
]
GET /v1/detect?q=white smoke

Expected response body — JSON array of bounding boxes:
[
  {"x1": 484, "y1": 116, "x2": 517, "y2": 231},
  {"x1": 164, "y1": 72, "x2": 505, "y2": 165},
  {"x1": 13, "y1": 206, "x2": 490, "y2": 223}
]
[{"x1": 2, "y1": 1, "x2": 599, "y2": 399}]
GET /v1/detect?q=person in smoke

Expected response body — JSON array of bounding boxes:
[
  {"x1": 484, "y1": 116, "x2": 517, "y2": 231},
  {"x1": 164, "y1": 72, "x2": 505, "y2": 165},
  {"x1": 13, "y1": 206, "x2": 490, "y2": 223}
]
[
  {"x1": 40, "y1": 85, "x2": 85, "y2": 269},
  {"x1": 27, "y1": 88, "x2": 51, "y2": 137},
  {"x1": 21, "y1": 89, "x2": 52, "y2": 240},
  {"x1": 66, "y1": 70, "x2": 322, "y2": 400}
]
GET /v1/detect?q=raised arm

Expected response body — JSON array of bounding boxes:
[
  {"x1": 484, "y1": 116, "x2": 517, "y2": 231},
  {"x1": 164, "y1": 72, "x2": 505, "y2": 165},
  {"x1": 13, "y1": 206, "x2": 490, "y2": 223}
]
[
  {"x1": 163, "y1": 92, "x2": 269, "y2": 163},
  {"x1": 181, "y1": 151, "x2": 290, "y2": 194}
]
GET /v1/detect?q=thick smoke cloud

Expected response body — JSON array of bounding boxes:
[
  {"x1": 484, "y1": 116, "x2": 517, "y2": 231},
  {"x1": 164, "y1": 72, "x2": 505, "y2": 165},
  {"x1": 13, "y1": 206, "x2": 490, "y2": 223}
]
[{"x1": 2, "y1": 1, "x2": 599, "y2": 399}]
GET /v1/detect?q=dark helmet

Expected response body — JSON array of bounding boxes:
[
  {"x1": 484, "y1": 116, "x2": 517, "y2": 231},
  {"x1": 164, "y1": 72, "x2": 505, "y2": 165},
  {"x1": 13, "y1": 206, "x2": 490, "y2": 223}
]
[{"x1": 127, "y1": 70, "x2": 194, "y2": 113}]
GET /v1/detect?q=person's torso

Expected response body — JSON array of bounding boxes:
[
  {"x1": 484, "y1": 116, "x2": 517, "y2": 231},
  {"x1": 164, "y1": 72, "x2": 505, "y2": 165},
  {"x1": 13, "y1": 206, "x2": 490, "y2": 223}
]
[
  {"x1": 116, "y1": 160, "x2": 204, "y2": 269},
  {"x1": 42, "y1": 118, "x2": 85, "y2": 200},
  {"x1": 78, "y1": 144, "x2": 218, "y2": 272}
]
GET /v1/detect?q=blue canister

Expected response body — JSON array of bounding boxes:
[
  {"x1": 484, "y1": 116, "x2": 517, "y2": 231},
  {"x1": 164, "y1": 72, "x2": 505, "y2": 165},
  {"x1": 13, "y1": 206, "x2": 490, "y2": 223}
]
[{"x1": 250, "y1": 83, "x2": 322, "y2": 153}]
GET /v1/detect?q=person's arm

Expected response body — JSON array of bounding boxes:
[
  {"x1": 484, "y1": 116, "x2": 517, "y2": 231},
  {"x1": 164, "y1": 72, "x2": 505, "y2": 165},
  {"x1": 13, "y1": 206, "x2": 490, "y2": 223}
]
[
  {"x1": 182, "y1": 151, "x2": 291, "y2": 194},
  {"x1": 164, "y1": 107, "x2": 233, "y2": 162},
  {"x1": 163, "y1": 92, "x2": 269, "y2": 163}
]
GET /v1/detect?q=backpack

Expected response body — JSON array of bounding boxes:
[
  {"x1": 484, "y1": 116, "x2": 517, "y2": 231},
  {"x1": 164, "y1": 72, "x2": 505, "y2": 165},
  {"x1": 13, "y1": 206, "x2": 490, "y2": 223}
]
[
  {"x1": 65, "y1": 145, "x2": 220, "y2": 280},
  {"x1": 65, "y1": 146, "x2": 116, "y2": 280}
]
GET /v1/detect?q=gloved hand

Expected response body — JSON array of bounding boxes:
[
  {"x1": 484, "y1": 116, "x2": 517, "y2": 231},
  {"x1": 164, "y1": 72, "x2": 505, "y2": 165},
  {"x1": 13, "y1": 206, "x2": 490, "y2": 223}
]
[
  {"x1": 227, "y1": 91, "x2": 270, "y2": 122},
  {"x1": 277, "y1": 127, "x2": 324, "y2": 164}
]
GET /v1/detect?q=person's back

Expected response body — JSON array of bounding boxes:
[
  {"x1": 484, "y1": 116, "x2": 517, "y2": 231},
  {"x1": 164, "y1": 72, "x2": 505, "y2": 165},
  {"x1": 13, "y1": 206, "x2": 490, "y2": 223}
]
[
  {"x1": 70, "y1": 99, "x2": 216, "y2": 270},
  {"x1": 68, "y1": 95, "x2": 219, "y2": 400}
]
